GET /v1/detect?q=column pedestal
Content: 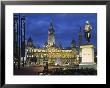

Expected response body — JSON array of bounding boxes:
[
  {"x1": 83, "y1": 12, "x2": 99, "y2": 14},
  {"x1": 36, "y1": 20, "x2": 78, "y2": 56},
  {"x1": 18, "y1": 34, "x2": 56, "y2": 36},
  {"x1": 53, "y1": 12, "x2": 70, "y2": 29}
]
[{"x1": 79, "y1": 44, "x2": 96, "y2": 69}]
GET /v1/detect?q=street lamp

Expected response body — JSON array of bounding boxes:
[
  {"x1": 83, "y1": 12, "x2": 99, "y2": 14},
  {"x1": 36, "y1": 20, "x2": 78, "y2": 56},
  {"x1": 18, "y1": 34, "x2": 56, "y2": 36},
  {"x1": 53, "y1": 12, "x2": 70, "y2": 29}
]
[{"x1": 43, "y1": 53, "x2": 48, "y2": 75}]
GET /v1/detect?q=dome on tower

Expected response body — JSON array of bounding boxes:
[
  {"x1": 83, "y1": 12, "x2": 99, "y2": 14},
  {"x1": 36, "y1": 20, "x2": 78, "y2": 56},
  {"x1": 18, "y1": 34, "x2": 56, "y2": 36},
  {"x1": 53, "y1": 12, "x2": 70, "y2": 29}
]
[
  {"x1": 27, "y1": 36, "x2": 32, "y2": 42},
  {"x1": 27, "y1": 36, "x2": 33, "y2": 47}
]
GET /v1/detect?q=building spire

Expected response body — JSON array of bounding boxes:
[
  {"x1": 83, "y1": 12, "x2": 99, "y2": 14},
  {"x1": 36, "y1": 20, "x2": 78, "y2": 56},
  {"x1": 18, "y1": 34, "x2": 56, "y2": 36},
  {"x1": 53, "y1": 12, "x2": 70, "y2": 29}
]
[
  {"x1": 48, "y1": 17, "x2": 55, "y2": 46},
  {"x1": 49, "y1": 17, "x2": 54, "y2": 30},
  {"x1": 71, "y1": 37, "x2": 76, "y2": 49},
  {"x1": 27, "y1": 35, "x2": 33, "y2": 47},
  {"x1": 51, "y1": 16, "x2": 54, "y2": 24}
]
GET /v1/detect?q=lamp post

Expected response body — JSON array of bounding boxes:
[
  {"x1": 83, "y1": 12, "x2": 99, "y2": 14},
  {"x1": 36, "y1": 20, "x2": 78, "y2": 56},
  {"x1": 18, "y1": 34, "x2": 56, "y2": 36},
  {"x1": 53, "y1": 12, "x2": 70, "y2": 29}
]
[{"x1": 43, "y1": 54, "x2": 48, "y2": 75}]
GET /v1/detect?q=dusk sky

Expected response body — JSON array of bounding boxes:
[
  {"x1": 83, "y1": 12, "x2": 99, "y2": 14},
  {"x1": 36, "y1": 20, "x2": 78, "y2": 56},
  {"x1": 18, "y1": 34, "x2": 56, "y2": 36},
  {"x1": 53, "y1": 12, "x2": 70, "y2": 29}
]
[{"x1": 15, "y1": 13, "x2": 97, "y2": 49}]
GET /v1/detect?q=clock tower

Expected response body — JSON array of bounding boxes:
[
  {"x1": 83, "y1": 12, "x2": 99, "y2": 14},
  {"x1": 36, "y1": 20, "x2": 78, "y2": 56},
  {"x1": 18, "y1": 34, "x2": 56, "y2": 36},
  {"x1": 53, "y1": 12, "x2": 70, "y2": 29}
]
[{"x1": 48, "y1": 21, "x2": 55, "y2": 47}]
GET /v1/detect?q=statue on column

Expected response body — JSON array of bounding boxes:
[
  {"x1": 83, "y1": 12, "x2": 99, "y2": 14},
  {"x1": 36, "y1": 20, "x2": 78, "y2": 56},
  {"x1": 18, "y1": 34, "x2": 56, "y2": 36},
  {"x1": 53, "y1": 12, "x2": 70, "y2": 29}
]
[{"x1": 84, "y1": 21, "x2": 92, "y2": 43}]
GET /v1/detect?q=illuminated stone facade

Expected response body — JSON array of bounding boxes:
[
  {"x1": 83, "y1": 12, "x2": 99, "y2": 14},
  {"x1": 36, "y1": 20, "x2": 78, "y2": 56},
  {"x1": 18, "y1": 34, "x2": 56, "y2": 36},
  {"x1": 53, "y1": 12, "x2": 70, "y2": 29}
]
[{"x1": 26, "y1": 21, "x2": 78, "y2": 66}]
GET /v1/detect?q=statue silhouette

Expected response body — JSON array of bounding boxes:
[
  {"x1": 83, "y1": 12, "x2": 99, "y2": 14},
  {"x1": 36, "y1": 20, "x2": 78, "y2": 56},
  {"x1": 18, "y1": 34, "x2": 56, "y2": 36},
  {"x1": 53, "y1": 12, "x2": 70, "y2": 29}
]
[{"x1": 84, "y1": 21, "x2": 92, "y2": 43}]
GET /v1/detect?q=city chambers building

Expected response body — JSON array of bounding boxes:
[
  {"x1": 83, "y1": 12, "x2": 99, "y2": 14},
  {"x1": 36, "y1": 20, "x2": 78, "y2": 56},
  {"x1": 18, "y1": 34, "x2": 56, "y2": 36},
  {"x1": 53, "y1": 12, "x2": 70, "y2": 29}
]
[{"x1": 26, "y1": 21, "x2": 78, "y2": 66}]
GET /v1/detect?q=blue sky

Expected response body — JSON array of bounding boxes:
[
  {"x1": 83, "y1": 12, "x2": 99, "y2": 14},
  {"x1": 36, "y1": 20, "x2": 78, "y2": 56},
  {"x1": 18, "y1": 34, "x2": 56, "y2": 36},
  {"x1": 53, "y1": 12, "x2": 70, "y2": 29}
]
[{"x1": 14, "y1": 13, "x2": 97, "y2": 49}]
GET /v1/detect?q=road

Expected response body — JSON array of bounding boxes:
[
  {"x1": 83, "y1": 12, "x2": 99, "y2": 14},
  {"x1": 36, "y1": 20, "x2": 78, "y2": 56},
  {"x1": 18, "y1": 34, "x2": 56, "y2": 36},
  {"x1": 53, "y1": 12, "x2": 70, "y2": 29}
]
[
  {"x1": 14, "y1": 65, "x2": 44, "y2": 75},
  {"x1": 14, "y1": 65, "x2": 77, "y2": 75}
]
